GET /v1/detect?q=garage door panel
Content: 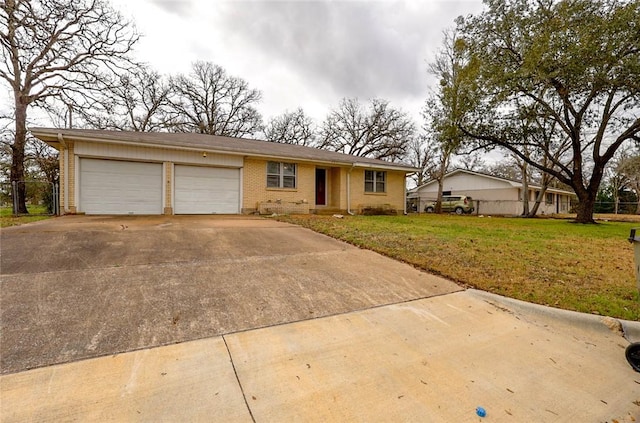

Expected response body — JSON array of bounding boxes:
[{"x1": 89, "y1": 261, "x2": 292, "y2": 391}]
[
  {"x1": 174, "y1": 165, "x2": 240, "y2": 214},
  {"x1": 80, "y1": 159, "x2": 162, "y2": 215}
]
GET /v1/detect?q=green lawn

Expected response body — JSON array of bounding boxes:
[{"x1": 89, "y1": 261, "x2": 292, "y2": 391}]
[
  {"x1": 0, "y1": 205, "x2": 52, "y2": 228},
  {"x1": 277, "y1": 214, "x2": 640, "y2": 321}
]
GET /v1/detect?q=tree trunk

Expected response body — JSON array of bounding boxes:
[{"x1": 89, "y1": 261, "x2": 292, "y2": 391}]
[
  {"x1": 520, "y1": 162, "x2": 529, "y2": 216},
  {"x1": 528, "y1": 173, "x2": 552, "y2": 217},
  {"x1": 435, "y1": 177, "x2": 444, "y2": 213},
  {"x1": 434, "y1": 156, "x2": 448, "y2": 213},
  {"x1": 574, "y1": 192, "x2": 596, "y2": 223},
  {"x1": 521, "y1": 185, "x2": 530, "y2": 216},
  {"x1": 11, "y1": 99, "x2": 29, "y2": 214},
  {"x1": 528, "y1": 187, "x2": 546, "y2": 217}
]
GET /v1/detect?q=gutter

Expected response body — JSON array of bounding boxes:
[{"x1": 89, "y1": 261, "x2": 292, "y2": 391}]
[
  {"x1": 404, "y1": 178, "x2": 408, "y2": 215},
  {"x1": 57, "y1": 132, "x2": 67, "y2": 148}
]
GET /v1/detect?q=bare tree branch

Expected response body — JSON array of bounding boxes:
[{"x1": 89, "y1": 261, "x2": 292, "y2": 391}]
[
  {"x1": 167, "y1": 61, "x2": 263, "y2": 138},
  {"x1": 318, "y1": 98, "x2": 415, "y2": 162},
  {"x1": 264, "y1": 108, "x2": 317, "y2": 146},
  {"x1": 1, "y1": 0, "x2": 139, "y2": 213}
]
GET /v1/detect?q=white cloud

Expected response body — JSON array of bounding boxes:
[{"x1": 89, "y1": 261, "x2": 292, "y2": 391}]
[{"x1": 87, "y1": 0, "x2": 485, "y2": 124}]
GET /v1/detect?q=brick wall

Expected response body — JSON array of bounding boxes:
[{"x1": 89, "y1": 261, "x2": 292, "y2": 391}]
[
  {"x1": 59, "y1": 147, "x2": 66, "y2": 213},
  {"x1": 242, "y1": 158, "x2": 316, "y2": 213},
  {"x1": 242, "y1": 161, "x2": 407, "y2": 215},
  {"x1": 163, "y1": 162, "x2": 173, "y2": 215},
  {"x1": 330, "y1": 167, "x2": 346, "y2": 210},
  {"x1": 349, "y1": 169, "x2": 405, "y2": 214}
]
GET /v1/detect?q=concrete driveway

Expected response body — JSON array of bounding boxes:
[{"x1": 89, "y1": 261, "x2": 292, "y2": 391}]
[
  {"x1": 2, "y1": 215, "x2": 639, "y2": 422},
  {"x1": 1, "y1": 215, "x2": 461, "y2": 374}
]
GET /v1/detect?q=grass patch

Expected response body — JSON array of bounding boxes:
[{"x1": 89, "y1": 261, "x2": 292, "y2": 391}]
[
  {"x1": 0, "y1": 205, "x2": 52, "y2": 228},
  {"x1": 277, "y1": 214, "x2": 640, "y2": 321}
]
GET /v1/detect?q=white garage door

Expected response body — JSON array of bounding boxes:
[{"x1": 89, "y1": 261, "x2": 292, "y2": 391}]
[
  {"x1": 174, "y1": 165, "x2": 240, "y2": 214},
  {"x1": 80, "y1": 158, "x2": 163, "y2": 215}
]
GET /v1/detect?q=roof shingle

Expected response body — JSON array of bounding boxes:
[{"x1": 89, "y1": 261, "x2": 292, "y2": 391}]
[{"x1": 30, "y1": 128, "x2": 418, "y2": 172}]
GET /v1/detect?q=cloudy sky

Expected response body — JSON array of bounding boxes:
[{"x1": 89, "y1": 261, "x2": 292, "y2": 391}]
[{"x1": 110, "y1": 0, "x2": 485, "y2": 126}]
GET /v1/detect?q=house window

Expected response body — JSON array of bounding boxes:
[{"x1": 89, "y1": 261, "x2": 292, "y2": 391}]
[
  {"x1": 545, "y1": 192, "x2": 554, "y2": 205},
  {"x1": 267, "y1": 161, "x2": 297, "y2": 188},
  {"x1": 365, "y1": 170, "x2": 386, "y2": 193}
]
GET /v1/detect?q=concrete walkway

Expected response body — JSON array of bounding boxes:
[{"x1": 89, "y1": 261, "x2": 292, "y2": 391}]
[{"x1": 3, "y1": 290, "x2": 639, "y2": 423}]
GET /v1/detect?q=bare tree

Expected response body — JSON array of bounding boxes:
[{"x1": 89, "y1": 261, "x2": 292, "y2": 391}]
[
  {"x1": 73, "y1": 66, "x2": 171, "y2": 131},
  {"x1": 423, "y1": 130, "x2": 457, "y2": 213},
  {"x1": 483, "y1": 159, "x2": 522, "y2": 181},
  {"x1": 168, "y1": 61, "x2": 263, "y2": 137},
  {"x1": 28, "y1": 138, "x2": 58, "y2": 185},
  {"x1": 318, "y1": 98, "x2": 415, "y2": 162},
  {"x1": 264, "y1": 108, "x2": 316, "y2": 146},
  {"x1": 407, "y1": 136, "x2": 437, "y2": 187},
  {"x1": 1, "y1": 0, "x2": 138, "y2": 213},
  {"x1": 0, "y1": 118, "x2": 13, "y2": 182},
  {"x1": 455, "y1": 152, "x2": 485, "y2": 171}
]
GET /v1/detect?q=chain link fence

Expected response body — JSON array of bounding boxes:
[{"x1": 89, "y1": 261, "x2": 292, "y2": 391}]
[
  {"x1": 409, "y1": 196, "x2": 640, "y2": 216},
  {"x1": 0, "y1": 181, "x2": 59, "y2": 216},
  {"x1": 407, "y1": 196, "x2": 574, "y2": 216},
  {"x1": 594, "y1": 201, "x2": 640, "y2": 215}
]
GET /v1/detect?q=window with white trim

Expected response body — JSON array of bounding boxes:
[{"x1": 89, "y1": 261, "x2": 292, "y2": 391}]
[
  {"x1": 545, "y1": 192, "x2": 554, "y2": 205},
  {"x1": 365, "y1": 170, "x2": 386, "y2": 193},
  {"x1": 267, "y1": 161, "x2": 297, "y2": 188}
]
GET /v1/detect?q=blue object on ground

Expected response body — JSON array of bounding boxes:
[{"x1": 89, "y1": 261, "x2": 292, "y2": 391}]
[{"x1": 476, "y1": 406, "x2": 487, "y2": 417}]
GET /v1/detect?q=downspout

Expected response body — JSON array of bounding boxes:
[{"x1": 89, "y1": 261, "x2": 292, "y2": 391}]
[
  {"x1": 347, "y1": 164, "x2": 355, "y2": 215},
  {"x1": 404, "y1": 174, "x2": 408, "y2": 215},
  {"x1": 57, "y1": 133, "x2": 68, "y2": 214}
]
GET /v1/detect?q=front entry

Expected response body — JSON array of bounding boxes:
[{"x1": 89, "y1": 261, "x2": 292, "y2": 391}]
[{"x1": 315, "y1": 168, "x2": 326, "y2": 206}]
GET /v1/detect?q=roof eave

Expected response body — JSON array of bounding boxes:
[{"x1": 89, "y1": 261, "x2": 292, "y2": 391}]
[{"x1": 30, "y1": 128, "x2": 418, "y2": 172}]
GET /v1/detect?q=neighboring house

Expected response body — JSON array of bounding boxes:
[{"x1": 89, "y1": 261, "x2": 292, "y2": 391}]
[
  {"x1": 408, "y1": 169, "x2": 574, "y2": 216},
  {"x1": 31, "y1": 128, "x2": 417, "y2": 216}
]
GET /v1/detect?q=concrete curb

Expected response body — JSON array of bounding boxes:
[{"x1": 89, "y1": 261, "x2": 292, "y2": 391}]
[{"x1": 466, "y1": 289, "x2": 640, "y2": 343}]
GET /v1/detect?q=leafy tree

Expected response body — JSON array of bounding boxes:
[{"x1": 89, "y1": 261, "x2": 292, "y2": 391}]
[
  {"x1": 1, "y1": 0, "x2": 138, "y2": 213},
  {"x1": 423, "y1": 29, "x2": 473, "y2": 212},
  {"x1": 617, "y1": 154, "x2": 640, "y2": 213},
  {"x1": 595, "y1": 184, "x2": 616, "y2": 213},
  {"x1": 264, "y1": 108, "x2": 316, "y2": 146},
  {"x1": 455, "y1": 0, "x2": 640, "y2": 223},
  {"x1": 168, "y1": 61, "x2": 263, "y2": 137},
  {"x1": 318, "y1": 98, "x2": 415, "y2": 162}
]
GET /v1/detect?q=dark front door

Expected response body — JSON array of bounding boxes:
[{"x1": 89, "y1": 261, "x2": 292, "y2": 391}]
[{"x1": 315, "y1": 168, "x2": 326, "y2": 206}]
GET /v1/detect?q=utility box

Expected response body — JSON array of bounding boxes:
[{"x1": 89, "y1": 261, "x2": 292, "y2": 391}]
[{"x1": 627, "y1": 228, "x2": 640, "y2": 372}]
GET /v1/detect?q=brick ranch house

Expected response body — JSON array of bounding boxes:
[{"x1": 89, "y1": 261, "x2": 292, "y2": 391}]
[{"x1": 31, "y1": 128, "x2": 418, "y2": 216}]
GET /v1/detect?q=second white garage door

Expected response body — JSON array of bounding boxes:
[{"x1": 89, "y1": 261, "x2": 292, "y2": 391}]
[{"x1": 174, "y1": 165, "x2": 240, "y2": 214}]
